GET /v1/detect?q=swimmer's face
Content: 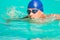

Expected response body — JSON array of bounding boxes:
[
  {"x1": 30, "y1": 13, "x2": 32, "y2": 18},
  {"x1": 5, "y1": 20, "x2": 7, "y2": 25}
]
[{"x1": 27, "y1": 8, "x2": 43, "y2": 19}]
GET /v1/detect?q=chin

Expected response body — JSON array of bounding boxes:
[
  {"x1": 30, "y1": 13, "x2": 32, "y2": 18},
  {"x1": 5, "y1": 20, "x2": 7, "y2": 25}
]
[
  {"x1": 31, "y1": 18, "x2": 36, "y2": 19},
  {"x1": 30, "y1": 17, "x2": 34, "y2": 19},
  {"x1": 29, "y1": 16, "x2": 37, "y2": 19}
]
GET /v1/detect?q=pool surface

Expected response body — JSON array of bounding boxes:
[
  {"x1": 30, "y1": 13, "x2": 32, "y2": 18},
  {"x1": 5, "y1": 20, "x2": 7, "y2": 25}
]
[
  {"x1": 0, "y1": 0, "x2": 60, "y2": 40},
  {"x1": 0, "y1": 18, "x2": 60, "y2": 40}
]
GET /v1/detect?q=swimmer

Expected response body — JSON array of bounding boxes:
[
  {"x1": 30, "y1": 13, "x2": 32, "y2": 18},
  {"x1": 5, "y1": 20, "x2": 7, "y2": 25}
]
[
  {"x1": 24, "y1": 0, "x2": 60, "y2": 20},
  {"x1": 24, "y1": 0, "x2": 60, "y2": 39}
]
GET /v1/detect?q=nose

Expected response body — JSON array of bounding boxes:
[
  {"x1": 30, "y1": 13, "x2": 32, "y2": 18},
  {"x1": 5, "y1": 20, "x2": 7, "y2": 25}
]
[{"x1": 29, "y1": 12, "x2": 33, "y2": 16}]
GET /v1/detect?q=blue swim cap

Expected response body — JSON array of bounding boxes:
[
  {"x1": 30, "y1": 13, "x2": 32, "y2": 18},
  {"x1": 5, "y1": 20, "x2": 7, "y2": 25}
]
[{"x1": 28, "y1": 0, "x2": 43, "y2": 12}]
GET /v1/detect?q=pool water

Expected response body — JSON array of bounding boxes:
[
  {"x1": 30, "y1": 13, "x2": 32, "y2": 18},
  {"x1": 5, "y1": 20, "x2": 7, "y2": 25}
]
[
  {"x1": 0, "y1": 18, "x2": 60, "y2": 40},
  {"x1": 0, "y1": 0, "x2": 60, "y2": 40}
]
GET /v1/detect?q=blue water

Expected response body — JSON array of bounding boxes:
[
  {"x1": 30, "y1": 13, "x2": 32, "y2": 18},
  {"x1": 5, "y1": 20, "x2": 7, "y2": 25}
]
[
  {"x1": 0, "y1": 19, "x2": 60, "y2": 40},
  {"x1": 0, "y1": 0, "x2": 60, "y2": 40}
]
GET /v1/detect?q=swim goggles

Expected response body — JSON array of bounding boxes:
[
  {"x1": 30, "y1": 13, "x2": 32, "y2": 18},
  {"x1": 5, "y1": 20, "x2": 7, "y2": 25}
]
[{"x1": 27, "y1": 9, "x2": 39, "y2": 14}]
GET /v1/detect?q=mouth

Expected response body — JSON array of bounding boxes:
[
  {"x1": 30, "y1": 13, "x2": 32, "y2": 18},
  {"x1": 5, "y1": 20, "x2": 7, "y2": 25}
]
[{"x1": 28, "y1": 16, "x2": 33, "y2": 19}]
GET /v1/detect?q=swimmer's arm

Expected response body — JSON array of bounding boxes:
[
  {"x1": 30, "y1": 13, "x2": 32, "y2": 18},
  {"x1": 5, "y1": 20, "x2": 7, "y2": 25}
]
[
  {"x1": 54, "y1": 14, "x2": 60, "y2": 20},
  {"x1": 5, "y1": 16, "x2": 29, "y2": 23},
  {"x1": 48, "y1": 14, "x2": 60, "y2": 20},
  {"x1": 6, "y1": 16, "x2": 28, "y2": 21},
  {"x1": 5, "y1": 18, "x2": 23, "y2": 23}
]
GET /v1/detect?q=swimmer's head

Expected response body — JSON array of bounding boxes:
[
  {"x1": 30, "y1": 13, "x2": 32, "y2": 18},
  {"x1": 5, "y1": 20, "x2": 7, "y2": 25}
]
[{"x1": 27, "y1": 0, "x2": 45, "y2": 19}]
